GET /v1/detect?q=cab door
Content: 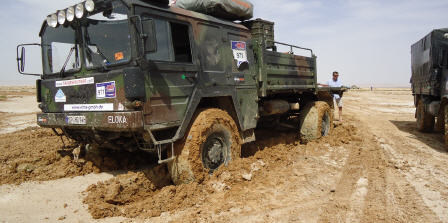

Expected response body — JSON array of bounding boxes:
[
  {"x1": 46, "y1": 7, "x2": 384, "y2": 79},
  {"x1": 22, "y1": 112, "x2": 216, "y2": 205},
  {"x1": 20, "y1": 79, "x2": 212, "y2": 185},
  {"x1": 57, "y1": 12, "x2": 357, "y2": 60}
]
[
  {"x1": 228, "y1": 31, "x2": 258, "y2": 130},
  {"x1": 140, "y1": 15, "x2": 198, "y2": 128}
]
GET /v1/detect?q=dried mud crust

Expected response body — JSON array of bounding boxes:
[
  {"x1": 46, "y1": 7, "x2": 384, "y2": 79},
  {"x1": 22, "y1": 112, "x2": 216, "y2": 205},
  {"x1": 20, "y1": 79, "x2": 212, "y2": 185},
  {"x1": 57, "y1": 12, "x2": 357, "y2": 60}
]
[
  {"x1": 168, "y1": 108, "x2": 242, "y2": 185},
  {"x1": 299, "y1": 101, "x2": 333, "y2": 143},
  {"x1": 435, "y1": 102, "x2": 445, "y2": 132},
  {"x1": 445, "y1": 105, "x2": 448, "y2": 145},
  {"x1": 0, "y1": 127, "x2": 158, "y2": 185},
  {"x1": 416, "y1": 99, "x2": 434, "y2": 132},
  {"x1": 83, "y1": 120, "x2": 361, "y2": 219}
]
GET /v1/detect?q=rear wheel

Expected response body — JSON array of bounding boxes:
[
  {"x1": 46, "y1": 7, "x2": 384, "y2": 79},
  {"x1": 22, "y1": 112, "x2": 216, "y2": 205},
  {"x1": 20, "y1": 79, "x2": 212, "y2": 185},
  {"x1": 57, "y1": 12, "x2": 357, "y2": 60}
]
[
  {"x1": 435, "y1": 102, "x2": 446, "y2": 133},
  {"x1": 299, "y1": 101, "x2": 333, "y2": 143},
  {"x1": 416, "y1": 99, "x2": 434, "y2": 132},
  {"x1": 167, "y1": 108, "x2": 241, "y2": 185}
]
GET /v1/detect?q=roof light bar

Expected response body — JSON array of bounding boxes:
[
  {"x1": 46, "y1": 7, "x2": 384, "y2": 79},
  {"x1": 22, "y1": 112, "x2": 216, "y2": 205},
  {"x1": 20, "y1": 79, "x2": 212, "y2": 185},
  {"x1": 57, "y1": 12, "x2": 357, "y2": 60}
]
[{"x1": 46, "y1": 1, "x2": 97, "y2": 27}]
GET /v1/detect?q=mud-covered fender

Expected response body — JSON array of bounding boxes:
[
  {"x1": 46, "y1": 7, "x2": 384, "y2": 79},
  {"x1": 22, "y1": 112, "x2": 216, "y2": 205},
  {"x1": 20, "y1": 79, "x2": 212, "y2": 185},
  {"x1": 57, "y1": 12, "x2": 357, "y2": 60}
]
[{"x1": 174, "y1": 86, "x2": 254, "y2": 143}]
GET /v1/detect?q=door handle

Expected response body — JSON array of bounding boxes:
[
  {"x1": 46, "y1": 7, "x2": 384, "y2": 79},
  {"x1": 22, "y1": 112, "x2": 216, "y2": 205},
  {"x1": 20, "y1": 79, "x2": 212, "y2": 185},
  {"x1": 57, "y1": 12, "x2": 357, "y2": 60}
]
[{"x1": 183, "y1": 73, "x2": 197, "y2": 79}]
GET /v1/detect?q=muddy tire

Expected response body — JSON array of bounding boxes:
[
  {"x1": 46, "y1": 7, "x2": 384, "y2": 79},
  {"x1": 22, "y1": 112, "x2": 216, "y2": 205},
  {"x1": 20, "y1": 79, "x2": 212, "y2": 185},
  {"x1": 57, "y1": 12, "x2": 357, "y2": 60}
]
[
  {"x1": 299, "y1": 101, "x2": 333, "y2": 143},
  {"x1": 435, "y1": 108, "x2": 445, "y2": 133},
  {"x1": 416, "y1": 99, "x2": 434, "y2": 132},
  {"x1": 167, "y1": 108, "x2": 242, "y2": 185},
  {"x1": 444, "y1": 105, "x2": 448, "y2": 146}
]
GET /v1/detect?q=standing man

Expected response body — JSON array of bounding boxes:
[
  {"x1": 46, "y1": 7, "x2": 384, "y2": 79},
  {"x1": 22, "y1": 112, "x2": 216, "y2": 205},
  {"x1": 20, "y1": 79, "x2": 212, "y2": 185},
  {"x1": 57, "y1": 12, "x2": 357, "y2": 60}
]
[{"x1": 324, "y1": 71, "x2": 343, "y2": 122}]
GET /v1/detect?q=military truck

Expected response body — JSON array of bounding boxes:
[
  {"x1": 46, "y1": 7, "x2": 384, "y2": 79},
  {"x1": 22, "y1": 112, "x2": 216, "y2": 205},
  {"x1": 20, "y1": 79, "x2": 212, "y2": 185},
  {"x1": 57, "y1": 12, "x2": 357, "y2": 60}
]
[
  {"x1": 411, "y1": 29, "x2": 448, "y2": 145},
  {"x1": 17, "y1": 0, "x2": 344, "y2": 184}
]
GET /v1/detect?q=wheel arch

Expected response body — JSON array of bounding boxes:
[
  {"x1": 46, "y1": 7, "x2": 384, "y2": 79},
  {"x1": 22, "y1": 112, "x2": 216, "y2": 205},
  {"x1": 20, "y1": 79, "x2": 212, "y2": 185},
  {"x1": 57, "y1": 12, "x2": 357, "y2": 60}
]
[
  {"x1": 317, "y1": 91, "x2": 335, "y2": 109},
  {"x1": 196, "y1": 96, "x2": 243, "y2": 132},
  {"x1": 172, "y1": 87, "x2": 250, "y2": 146}
]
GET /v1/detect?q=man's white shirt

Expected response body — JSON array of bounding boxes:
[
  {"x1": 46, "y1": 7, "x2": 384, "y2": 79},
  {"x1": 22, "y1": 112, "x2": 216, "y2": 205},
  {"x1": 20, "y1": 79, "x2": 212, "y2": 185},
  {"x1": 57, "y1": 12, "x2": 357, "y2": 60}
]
[{"x1": 326, "y1": 79, "x2": 342, "y2": 99}]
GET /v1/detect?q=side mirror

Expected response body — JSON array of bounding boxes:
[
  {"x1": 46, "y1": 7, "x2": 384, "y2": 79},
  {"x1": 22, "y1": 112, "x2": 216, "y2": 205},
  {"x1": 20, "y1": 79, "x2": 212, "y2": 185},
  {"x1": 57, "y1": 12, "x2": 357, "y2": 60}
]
[
  {"x1": 142, "y1": 19, "x2": 156, "y2": 53},
  {"x1": 16, "y1": 43, "x2": 41, "y2": 76},
  {"x1": 19, "y1": 47, "x2": 25, "y2": 73},
  {"x1": 130, "y1": 15, "x2": 156, "y2": 56}
]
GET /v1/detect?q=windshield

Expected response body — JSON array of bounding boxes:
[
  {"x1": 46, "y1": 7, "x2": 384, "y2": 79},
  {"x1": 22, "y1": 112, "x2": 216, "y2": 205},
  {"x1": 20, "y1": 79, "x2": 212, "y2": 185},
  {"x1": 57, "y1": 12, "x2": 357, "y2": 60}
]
[
  {"x1": 42, "y1": 25, "x2": 80, "y2": 75},
  {"x1": 84, "y1": 1, "x2": 130, "y2": 68}
]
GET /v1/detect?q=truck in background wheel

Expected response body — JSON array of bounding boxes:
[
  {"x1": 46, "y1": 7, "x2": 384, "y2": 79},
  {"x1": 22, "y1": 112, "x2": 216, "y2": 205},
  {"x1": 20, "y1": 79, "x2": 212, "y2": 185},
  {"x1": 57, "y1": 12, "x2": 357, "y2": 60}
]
[{"x1": 16, "y1": 0, "x2": 345, "y2": 184}]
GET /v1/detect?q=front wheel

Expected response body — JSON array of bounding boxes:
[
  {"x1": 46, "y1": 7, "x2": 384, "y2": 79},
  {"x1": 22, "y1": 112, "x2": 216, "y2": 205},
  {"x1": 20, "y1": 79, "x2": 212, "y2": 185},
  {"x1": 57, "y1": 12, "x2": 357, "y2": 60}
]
[
  {"x1": 167, "y1": 108, "x2": 242, "y2": 185},
  {"x1": 299, "y1": 101, "x2": 333, "y2": 143}
]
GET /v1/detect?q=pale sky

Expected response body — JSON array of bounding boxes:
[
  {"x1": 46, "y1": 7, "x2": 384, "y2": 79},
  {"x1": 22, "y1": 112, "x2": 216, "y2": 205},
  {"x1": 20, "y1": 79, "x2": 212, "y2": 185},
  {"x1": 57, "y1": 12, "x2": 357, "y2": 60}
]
[{"x1": 1, "y1": 0, "x2": 448, "y2": 87}]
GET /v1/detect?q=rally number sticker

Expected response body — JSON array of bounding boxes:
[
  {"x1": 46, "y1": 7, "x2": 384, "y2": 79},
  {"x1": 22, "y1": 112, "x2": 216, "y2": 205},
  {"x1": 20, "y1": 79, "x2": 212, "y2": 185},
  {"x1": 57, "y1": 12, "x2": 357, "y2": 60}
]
[
  {"x1": 96, "y1": 81, "x2": 116, "y2": 99},
  {"x1": 231, "y1": 41, "x2": 249, "y2": 67}
]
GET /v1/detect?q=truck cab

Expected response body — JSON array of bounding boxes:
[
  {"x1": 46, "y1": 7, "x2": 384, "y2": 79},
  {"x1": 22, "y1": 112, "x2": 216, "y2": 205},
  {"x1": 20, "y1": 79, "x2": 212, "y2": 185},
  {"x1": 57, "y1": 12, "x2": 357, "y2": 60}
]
[{"x1": 18, "y1": 0, "x2": 256, "y2": 148}]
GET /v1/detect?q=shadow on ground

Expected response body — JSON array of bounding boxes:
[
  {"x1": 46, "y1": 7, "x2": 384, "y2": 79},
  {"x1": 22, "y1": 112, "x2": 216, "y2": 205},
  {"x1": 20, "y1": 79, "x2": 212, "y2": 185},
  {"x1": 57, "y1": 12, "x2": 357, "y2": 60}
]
[{"x1": 390, "y1": 120, "x2": 447, "y2": 154}]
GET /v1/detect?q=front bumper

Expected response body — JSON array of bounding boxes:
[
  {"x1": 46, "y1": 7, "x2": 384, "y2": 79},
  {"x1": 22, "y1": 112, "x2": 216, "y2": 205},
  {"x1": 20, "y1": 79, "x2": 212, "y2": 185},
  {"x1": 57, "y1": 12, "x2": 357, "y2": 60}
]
[{"x1": 37, "y1": 111, "x2": 144, "y2": 131}]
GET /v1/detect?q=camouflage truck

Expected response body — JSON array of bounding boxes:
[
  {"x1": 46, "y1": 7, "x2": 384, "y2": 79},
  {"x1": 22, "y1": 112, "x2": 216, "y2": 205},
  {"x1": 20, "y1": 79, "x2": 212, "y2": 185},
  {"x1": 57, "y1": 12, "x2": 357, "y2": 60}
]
[
  {"x1": 411, "y1": 29, "x2": 448, "y2": 145},
  {"x1": 17, "y1": 0, "x2": 344, "y2": 184}
]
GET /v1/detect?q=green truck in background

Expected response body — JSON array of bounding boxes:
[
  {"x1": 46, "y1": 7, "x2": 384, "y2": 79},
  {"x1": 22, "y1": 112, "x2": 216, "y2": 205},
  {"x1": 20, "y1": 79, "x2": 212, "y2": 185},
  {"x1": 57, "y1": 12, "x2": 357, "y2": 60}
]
[
  {"x1": 17, "y1": 0, "x2": 344, "y2": 184},
  {"x1": 411, "y1": 29, "x2": 448, "y2": 145}
]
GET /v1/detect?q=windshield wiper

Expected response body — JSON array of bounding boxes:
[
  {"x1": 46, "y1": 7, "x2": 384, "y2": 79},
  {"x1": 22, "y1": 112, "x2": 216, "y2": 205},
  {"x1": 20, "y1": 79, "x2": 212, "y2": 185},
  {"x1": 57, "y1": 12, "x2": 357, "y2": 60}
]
[
  {"x1": 96, "y1": 47, "x2": 110, "y2": 65},
  {"x1": 59, "y1": 46, "x2": 76, "y2": 77},
  {"x1": 86, "y1": 45, "x2": 110, "y2": 70}
]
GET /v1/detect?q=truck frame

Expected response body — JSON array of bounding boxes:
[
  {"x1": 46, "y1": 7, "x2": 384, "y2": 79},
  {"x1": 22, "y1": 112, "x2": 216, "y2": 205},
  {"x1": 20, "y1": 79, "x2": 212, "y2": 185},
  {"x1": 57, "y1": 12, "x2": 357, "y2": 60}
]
[{"x1": 17, "y1": 0, "x2": 344, "y2": 184}]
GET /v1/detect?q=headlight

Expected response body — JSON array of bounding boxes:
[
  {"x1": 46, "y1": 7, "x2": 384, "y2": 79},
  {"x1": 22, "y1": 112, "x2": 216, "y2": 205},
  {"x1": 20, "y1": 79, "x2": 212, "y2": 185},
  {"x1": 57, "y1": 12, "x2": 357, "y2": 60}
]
[
  {"x1": 75, "y1": 3, "x2": 84, "y2": 19},
  {"x1": 47, "y1": 14, "x2": 58, "y2": 28},
  {"x1": 66, "y1": 6, "x2": 75, "y2": 22},
  {"x1": 57, "y1": 10, "x2": 66, "y2": 25},
  {"x1": 85, "y1": 0, "x2": 95, "y2": 12}
]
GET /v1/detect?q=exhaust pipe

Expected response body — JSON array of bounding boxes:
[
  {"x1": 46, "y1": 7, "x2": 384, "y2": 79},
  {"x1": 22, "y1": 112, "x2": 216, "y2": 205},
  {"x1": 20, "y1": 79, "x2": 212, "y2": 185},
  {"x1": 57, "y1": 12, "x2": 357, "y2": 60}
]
[{"x1": 261, "y1": 100, "x2": 300, "y2": 116}]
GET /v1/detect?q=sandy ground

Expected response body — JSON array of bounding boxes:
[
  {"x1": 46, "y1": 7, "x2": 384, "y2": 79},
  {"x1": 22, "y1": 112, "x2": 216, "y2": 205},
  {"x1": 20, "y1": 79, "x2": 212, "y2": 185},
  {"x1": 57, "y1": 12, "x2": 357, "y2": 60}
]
[
  {"x1": 0, "y1": 173, "x2": 125, "y2": 223},
  {"x1": 0, "y1": 86, "x2": 39, "y2": 134},
  {"x1": 344, "y1": 89, "x2": 448, "y2": 222},
  {"x1": 0, "y1": 88, "x2": 447, "y2": 222}
]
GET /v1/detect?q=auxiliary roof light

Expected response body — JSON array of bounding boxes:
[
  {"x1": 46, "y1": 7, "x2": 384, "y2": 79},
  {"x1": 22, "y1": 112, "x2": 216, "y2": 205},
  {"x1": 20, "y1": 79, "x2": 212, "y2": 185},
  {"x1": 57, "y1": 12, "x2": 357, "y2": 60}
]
[
  {"x1": 57, "y1": 10, "x2": 66, "y2": 25},
  {"x1": 85, "y1": 0, "x2": 95, "y2": 12},
  {"x1": 66, "y1": 6, "x2": 75, "y2": 22},
  {"x1": 47, "y1": 13, "x2": 58, "y2": 28},
  {"x1": 75, "y1": 3, "x2": 85, "y2": 19},
  {"x1": 46, "y1": 16, "x2": 52, "y2": 27}
]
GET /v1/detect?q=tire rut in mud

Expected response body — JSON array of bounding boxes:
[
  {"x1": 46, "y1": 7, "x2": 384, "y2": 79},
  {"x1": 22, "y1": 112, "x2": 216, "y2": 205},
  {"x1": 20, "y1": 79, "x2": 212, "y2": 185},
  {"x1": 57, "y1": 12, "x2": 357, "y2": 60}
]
[{"x1": 317, "y1": 123, "x2": 389, "y2": 222}]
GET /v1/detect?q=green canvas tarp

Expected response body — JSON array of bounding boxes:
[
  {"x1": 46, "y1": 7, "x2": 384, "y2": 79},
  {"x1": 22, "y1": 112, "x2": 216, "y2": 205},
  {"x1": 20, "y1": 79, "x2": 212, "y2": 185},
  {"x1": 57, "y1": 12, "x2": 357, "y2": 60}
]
[
  {"x1": 411, "y1": 29, "x2": 448, "y2": 80},
  {"x1": 411, "y1": 29, "x2": 448, "y2": 95},
  {"x1": 175, "y1": 0, "x2": 254, "y2": 21}
]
